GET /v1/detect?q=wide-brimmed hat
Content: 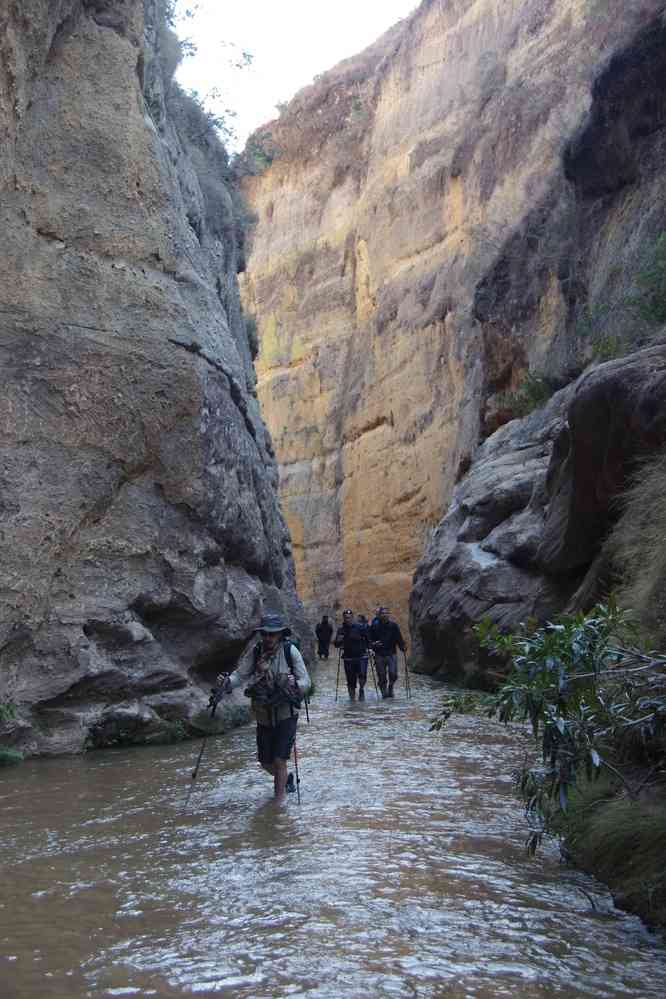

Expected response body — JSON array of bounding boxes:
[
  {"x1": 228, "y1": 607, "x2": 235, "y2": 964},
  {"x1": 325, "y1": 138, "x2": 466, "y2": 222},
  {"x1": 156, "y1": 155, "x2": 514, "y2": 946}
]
[{"x1": 256, "y1": 613, "x2": 291, "y2": 634}]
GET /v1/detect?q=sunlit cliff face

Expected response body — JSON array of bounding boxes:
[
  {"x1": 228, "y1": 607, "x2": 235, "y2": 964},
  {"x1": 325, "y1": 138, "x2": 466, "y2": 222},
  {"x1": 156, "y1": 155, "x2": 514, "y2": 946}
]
[{"x1": 241, "y1": 0, "x2": 666, "y2": 630}]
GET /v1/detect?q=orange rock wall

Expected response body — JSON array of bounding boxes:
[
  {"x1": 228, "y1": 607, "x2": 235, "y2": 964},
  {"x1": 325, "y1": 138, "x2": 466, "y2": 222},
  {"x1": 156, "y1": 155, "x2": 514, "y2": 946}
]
[{"x1": 241, "y1": 0, "x2": 665, "y2": 629}]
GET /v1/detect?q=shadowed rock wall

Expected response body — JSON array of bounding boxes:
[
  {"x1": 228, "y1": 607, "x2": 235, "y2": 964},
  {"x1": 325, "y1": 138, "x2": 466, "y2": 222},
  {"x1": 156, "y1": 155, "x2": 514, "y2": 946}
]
[
  {"x1": 0, "y1": 0, "x2": 309, "y2": 755},
  {"x1": 241, "y1": 0, "x2": 666, "y2": 630}
]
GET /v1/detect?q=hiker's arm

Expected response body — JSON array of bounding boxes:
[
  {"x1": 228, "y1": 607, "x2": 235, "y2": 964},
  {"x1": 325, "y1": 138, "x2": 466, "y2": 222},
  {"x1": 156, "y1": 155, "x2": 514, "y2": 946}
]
[
  {"x1": 290, "y1": 648, "x2": 311, "y2": 696},
  {"x1": 396, "y1": 625, "x2": 406, "y2": 652},
  {"x1": 225, "y1": 646, "x2": 255, "y2": 691}
]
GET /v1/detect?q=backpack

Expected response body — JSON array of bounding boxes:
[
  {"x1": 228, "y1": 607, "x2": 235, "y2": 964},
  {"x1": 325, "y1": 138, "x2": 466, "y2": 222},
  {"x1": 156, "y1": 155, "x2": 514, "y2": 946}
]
[{"x1": 253, "y1": 638, "x2": 297, "y2": 672}]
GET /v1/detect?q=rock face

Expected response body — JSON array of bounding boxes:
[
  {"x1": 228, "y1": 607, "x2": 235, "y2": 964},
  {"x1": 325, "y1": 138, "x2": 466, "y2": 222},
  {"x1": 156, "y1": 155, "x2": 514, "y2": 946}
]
[
  {"x1": 410, "y1": 342, "x2": 666, "y2": 679},
  {"x1": 241, "y1": 0, "x2": 666, "y2": 628},
  {"x1": 0, "y1": 0, "x2": 309, "y2": 755}
]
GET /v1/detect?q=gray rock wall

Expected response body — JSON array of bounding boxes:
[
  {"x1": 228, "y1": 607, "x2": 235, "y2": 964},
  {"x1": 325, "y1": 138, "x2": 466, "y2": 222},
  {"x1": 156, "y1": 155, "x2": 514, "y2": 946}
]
[
  {"x1": 0, "y1": 0, "x2": 309, "y2": 755},
  {"x1": 410, "y1": 343, "x2": 666, "y2": 680},
  {"x1": 410, "y1": 10, "x2": 666, "y2": 679}
]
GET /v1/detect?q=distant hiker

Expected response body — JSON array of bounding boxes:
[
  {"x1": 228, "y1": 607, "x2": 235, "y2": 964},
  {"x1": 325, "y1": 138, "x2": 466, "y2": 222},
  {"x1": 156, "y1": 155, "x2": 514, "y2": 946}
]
[
  {"x1": 315, "y1": 614, "x2": 334, "y2": 660},
  {"x1": 370, "y1": 607, "x2": 406, "y2": 699},
  {"x1": 334, "y1": 609, "x2": 369, "y2": 700},
  {"x1": 217, "y1": 613, "x2": 311, "y2": 800}
]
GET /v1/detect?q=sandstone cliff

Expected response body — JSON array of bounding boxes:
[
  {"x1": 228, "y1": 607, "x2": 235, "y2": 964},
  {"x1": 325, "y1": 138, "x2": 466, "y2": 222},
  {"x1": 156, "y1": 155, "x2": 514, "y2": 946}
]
[
  {"x1": 241, "y1": 0, "x2": 666, "y2": 630},
  {"x1": 0, "y1": 0, "x2": 308, "y2": 756}
]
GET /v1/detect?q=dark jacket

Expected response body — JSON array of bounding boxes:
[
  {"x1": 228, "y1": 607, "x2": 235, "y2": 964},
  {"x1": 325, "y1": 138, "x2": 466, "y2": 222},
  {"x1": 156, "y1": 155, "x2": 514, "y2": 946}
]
[
  {"x1": 334, "y1": 622, "x2": 368, "y2": 660},
  {"x1": 315, "y1": 619, "x2": 333, "y2": 642},
  {"x1": 369, "y1": 619, "x2": 405, "y2": 656}
]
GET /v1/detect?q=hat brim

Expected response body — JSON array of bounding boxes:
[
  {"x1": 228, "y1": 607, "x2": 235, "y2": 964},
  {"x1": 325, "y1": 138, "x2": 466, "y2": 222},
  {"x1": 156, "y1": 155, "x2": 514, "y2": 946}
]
[{"x1": 256, "y1": 625, "x2": 291, "y2": 634}]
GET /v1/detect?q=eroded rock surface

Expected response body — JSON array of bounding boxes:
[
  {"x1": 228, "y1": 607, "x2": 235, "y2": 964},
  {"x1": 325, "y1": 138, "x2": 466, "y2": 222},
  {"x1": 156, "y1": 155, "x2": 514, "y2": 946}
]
[
  {"x1": 0, "y1": 0, "x2": 308, "y2": 755},
  {"x1": 241, "y1": 0, "x2": 666, "y2": 628},
  {"x1": 410, "y1": 343, "x2": 666, "y2": 679}
]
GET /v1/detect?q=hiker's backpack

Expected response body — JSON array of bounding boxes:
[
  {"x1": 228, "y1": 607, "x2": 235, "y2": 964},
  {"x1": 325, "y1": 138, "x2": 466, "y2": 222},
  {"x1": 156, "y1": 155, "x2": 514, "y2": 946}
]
[
  {"x1": 250, "y1": 639, "x2": 302, "y2": 709},
  {"x1": 253, "y1": 638, "x2": 298, "y2": 672}
]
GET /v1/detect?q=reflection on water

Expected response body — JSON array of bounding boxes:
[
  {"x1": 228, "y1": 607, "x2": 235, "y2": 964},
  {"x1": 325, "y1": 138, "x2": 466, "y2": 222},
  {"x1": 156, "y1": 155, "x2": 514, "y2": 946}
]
[{"x1": 1, "y1": 667, "x2": 664, "y2": 998}]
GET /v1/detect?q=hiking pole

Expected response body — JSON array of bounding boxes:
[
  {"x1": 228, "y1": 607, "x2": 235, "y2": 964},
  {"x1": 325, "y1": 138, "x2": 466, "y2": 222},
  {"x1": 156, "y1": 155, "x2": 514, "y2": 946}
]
[
  {"x1": 183, "y1": 680, "x2": 227, "y2": 810},
  {"x1": 369, "y1": 650, "x2": 379, "y2": 697},
  {"x1": 402, "y1": 650, "x2": 412, "y2": 700},
  {"x1": 335, "y1": 650, "x2": 341, "y2": 702},
  {"x1": 293, "y1": 740, "x2": 301, "y2": 804}
]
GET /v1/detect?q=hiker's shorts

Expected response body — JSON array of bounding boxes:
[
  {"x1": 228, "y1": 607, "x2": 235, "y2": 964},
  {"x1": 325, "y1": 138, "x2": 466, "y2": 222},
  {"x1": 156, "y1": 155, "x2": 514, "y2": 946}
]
[
  {"x1": 256, "y1": 716, "x2": 298, "y2": 765},
  {"x1": 375, "y1": 653, "x2": 398, "y2": 687}
]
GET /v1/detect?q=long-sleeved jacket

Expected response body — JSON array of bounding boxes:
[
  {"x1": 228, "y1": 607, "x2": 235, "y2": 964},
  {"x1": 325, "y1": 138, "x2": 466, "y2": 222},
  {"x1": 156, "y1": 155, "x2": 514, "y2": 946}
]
[
  {"x1": 228, "y1": 640, "x2": 311, "y2": 727},
  {"x1": 369, "y1": 619, "x2": 406, "y2": 656},
  {"x1": 315, "y1": 619, "x2": 333, "y2": 643},
  {"x1": 334, "y1": 622, "x2": 368, "y2": 660}
]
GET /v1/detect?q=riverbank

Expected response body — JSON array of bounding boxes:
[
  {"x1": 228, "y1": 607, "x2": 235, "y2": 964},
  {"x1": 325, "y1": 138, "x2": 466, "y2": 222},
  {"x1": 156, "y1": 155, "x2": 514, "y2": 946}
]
[{"x1": 561, "y1": 775, "x2": 666, "y2": 934}]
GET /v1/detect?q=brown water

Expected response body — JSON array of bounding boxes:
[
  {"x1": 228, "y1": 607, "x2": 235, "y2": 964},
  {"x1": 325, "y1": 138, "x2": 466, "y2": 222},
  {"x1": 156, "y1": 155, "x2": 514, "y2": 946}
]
[{"x1": 1, "y1": 666, "x2": 664, "y2": 999}]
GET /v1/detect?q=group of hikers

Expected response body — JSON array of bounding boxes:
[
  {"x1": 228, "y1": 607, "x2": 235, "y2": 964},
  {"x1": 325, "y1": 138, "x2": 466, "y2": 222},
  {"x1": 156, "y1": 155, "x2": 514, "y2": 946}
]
[
  {"x1": 315, "y1": 607, "x2": 407, "y2": 701},
  {"x1": 211, "y1": 606, "x2": 407, "y2": 802}
]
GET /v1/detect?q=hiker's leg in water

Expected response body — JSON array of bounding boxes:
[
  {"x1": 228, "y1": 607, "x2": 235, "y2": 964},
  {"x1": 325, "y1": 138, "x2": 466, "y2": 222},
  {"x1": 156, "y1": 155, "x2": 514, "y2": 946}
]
[
  {"x1": 274, "y1": 758, "x2": 288, "y2": 799},
  {"x1": 387, "y1": 654, "x2": 398, "y2": 697},
  {"x1": 375, "y1": 655, "x2": 388, "y2": 696},
  {"x1": 344, "y1": 659, "x2": 357, "y2": 699},
  {"x1": 358, "y1": 656, "x2": 368, "y2": 700}
]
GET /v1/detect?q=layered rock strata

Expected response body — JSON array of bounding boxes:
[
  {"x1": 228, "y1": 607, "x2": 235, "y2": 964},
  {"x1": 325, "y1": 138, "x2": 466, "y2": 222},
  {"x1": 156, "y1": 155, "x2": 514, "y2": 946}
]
[
  {"x1": 241, "y1": 0, "x2": 666, "y2": 628},
  {"x1": 0, "y1": 0, "x2": 308, "y2": 755}
]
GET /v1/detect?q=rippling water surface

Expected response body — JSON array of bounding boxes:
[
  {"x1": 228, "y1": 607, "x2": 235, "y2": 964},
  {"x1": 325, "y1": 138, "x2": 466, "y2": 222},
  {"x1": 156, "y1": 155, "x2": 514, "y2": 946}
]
[{"x1": 2, "y1": 666, "x2": 665, "y2": 998}]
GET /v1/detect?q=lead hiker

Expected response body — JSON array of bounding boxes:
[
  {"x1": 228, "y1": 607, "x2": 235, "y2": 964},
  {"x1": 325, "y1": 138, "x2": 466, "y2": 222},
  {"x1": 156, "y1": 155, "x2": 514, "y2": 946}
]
[
  {"x1": 369, "y1": 607, "x2": 406, "y2": 699},
  {"x1": 315, "y1": 613, "x2": 334, "y2": 660},
  {"x1": 217, "y1": 613, "x2": 311, "y2": 800},
  {"x1": 334, "y1": 609, "x2": 369, "y2": 700}
]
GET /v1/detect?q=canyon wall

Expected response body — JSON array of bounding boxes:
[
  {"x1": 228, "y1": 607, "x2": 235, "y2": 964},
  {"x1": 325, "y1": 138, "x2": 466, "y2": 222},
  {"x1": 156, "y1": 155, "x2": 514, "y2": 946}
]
[
  {"x1": 0, "y1": 0, "x2": 308, "y2": 756},
  {"x1": 241, "y1": 0, "x2": 666, "y2": 630}
]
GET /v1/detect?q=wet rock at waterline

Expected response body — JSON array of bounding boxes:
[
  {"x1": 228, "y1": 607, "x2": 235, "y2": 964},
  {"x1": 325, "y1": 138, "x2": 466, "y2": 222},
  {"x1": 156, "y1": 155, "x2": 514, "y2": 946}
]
[
  {"x1": 0, "y1": 1, "x2": 308, "y2": 756},
  {"x1": 410, "y1": 342, "x2": 666, "y2": 680}
]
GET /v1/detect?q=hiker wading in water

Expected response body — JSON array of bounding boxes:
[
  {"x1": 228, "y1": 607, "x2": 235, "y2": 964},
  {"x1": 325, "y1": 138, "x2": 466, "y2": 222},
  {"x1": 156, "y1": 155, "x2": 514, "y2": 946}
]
[
  {"x1": 315, "y1": 613, "x2": 334, "y2": 660},
  {"x1": 370, "y1": 606, "x2": 406, "y2": 699},
  {"x1": 334, "y1": 609, "x2": 369, "y2": 700},
  {"x1": 218, "y1": 614, "x2": 311, "y2": 800}
]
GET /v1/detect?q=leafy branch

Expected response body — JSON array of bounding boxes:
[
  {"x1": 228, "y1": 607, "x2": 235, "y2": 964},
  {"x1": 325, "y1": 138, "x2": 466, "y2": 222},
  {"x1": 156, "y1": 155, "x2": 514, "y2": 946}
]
[{"x1": 432, "y1": 601, "x2": 666, "y2": 854}]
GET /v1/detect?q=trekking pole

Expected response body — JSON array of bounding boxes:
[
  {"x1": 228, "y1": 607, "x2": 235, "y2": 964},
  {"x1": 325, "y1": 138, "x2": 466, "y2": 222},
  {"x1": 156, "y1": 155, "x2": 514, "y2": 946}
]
[
  {"x1": 293, "y1": 740, "x2": 301, "y2": 804},
  {"x1": 335, "y1": 650, "x2": 341, "y2": 702},
  {"x1": 183, "y1": 682, "x2": 226, "y2": 810},
  {"x1": 402, "y1": 650, "x2": 412, "y2": 699},
  {"x1": 369, "y1": 650, "x2": 379, "y2": 697}
]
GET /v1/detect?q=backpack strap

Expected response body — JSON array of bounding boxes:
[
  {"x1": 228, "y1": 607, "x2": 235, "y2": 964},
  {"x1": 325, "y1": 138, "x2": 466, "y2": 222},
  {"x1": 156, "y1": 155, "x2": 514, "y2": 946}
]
[{"x1": 283, "y1": 638, "x2": 295, "y2": 673}]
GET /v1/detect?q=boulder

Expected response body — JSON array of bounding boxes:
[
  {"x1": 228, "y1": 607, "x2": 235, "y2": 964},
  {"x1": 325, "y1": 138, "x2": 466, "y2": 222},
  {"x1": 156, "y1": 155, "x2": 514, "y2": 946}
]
[{"x1": 410, "y1": 342, "x2": 666, "y2": 679}]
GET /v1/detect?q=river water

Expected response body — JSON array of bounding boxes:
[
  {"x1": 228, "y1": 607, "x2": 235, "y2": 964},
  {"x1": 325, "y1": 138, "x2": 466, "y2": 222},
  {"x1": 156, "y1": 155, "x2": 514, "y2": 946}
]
[{"x1": 1, "y1": 665, "x2": 664, "y2": 999}]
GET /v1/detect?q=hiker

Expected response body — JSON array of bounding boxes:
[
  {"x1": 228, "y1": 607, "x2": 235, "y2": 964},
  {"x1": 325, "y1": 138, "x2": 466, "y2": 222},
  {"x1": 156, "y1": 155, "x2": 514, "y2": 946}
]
[
  {"x1": 315, "y1": 613, "x2": 334, "y2": 660},
  {"x1": 217, "y1": 613, "x2": 311, "y2": 800},
  {"x1": 334, "y1": 609, "x2": 369, "y2": 700},
  {"x1": 369, "y1": 606, "x2": 406, "y2": 699}
]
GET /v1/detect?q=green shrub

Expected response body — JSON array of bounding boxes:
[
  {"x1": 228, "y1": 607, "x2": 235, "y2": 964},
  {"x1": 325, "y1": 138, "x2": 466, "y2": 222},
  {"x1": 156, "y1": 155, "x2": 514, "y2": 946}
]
[
  {"x1": 496, "y1": 373, "x2": 555, "y2": 418},
  {"x1": 561, "y1": 774, "x2": 666, "y2": 926},
  {"x1": 0, "y1": 747, "x2": 24, "y2": 767},
  {"x1": 433, "y1": 602, "x2": 666, "y2": 855},
  {"x1": 0, "y1": 701, "x2": 16, "y2": 723},
  {"x1": 634, "y1": 233, "x2": 666, "y2": 325},
  {"x1": 609, "y1": 451, "x2": 666, "y2": 648}
]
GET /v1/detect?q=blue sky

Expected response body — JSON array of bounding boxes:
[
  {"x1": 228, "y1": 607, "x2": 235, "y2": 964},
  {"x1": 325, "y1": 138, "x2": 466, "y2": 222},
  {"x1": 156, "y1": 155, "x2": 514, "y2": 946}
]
[{"x1": 175, "y1": 0, "x2": 419, "y2": 148}]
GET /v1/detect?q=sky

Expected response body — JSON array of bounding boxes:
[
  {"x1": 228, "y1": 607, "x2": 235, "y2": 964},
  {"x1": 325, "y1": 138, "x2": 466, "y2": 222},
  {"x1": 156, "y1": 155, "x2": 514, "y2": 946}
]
[{"x1": 174, "y1": 0, "x2": 420, "y2": 149}]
